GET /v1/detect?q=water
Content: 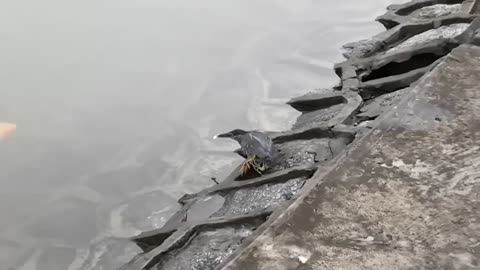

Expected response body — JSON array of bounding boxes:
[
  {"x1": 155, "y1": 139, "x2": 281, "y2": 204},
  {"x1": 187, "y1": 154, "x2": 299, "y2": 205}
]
[{"x1": 0, "y1": 0, "x2": 405, "y2": 268}]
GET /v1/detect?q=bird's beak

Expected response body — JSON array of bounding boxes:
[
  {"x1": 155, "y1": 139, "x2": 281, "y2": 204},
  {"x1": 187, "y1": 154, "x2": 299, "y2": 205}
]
[{"x1": 213, "y1": 132, "x2": 232, "y2": 139}]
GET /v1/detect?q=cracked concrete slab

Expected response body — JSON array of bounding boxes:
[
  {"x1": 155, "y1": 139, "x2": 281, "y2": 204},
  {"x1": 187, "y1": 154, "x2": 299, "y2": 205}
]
[
  {"x1": 357, "y1": 87, "x2": 408, "y2": 119},
  {"x1": 387, "y1": 23, "x2": 469, "y2": 53},
  {"x1": 288, "y1": 91, "x2": 363, "y2": 129},
  {"x1": 377, "y1": 0, "x2": 470, "y2": 29},
  {"x1": 411, "y1": 4, "x2": 462, "y2": 20},
  {"x1": 222, "y1": 44, "x2": 480, "y2": 270}
]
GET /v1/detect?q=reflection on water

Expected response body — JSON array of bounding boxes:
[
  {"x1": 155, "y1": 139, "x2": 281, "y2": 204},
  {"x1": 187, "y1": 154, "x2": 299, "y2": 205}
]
[{"x1": 0, "y1": 0, "x2": 405, "y2": 268}]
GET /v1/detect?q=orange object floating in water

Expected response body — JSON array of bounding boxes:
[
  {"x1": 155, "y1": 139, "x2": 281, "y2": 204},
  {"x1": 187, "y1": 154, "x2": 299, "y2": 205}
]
[{"x1": 0, "y1": 122, "x2": 16, "y2": 139}]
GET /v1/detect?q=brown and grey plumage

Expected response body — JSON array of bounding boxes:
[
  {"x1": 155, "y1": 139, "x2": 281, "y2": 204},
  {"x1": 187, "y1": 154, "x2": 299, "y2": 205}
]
[{"x1": 213, "y1": 129, "x2": 276, "y2": 175}]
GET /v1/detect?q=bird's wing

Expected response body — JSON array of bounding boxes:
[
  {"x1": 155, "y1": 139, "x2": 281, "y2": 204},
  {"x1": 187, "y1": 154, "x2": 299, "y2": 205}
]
[
  {"x1": 242, "y1": 132, "x2": 274, "y2": 160},
  {"x1": 251, "y1": 131, "x2": 273, "y2": 149}
]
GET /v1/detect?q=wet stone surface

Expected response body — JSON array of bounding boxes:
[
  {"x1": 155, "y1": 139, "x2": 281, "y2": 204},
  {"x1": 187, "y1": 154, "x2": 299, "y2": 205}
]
[
  {"x1": 152, "y1": 225, "x2": 255, "y2": 270},
  {"x1": 270, "y1": 151, "x2": 317, "y2": 171},
  {"x1": 341, "y1": 38, "x2": 383, "y2": 59},
  {"x1": 211, "y1": 177, "x2": 306, "y2": 218},
  {"x1": 269, "y1": 139, "x2": 326, "y2": 171},
  {"x1": 187, "y1": 194, "x2": 225, "y2": 222},
  {"x1": 292, "y1": 103, "x2": 344, "y2": 130},
  {"x1": 358, "y1": 88, "x2": 407, "y2": 119},
  {"x1": 388, "y1": 23, "x2": 469, "y2": 53},
  {"x1": 411, "y1": 4, "x2": 462, "y2": 20}
]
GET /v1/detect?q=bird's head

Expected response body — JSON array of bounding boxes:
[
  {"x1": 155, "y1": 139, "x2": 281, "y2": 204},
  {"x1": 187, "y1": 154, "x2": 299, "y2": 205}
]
[{"x1": 213, "y1": 129, "x2": 248, "y2": 140}]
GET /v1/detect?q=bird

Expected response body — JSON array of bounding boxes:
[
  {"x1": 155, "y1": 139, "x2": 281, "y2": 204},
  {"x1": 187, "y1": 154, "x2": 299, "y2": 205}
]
[{"x1": 213, "y1": 129, "x2": 276, "y2": 176}]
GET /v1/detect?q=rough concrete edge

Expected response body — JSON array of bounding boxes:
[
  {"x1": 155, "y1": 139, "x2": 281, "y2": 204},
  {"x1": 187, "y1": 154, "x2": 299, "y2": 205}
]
[
  {"x1": 127, "y1": 211, "x2": 272, "y2": 269},
  {"x1": 287, "y1": 91, "x2": 346, "y2": 112},
  {"x1": 470, "y1": 0, "x2": 480, "y2": 12},
  {"x1": 340, "y1": 13, "x2": 475, "y2": 61},
  {"x1": 122, "y1": 227, "x2": 196, "y2": 270},
  {"x1": 356, "y1": 38, "x2": 454, "y2": 72},
  {"x1": 376, "y1": 0, "x2": 468, "y2": 29},
  {"x1": 337, "y1": 16, "x2": 478, "y2": 97},
  {"x1": 208, "y1": 166, "x2": 316, "y2": 194},
  {"x1": 357, "y1": 61, "x2": 435, "y2": 96},
  {"x1": 286, "y1": 91, "x2": 363, "y2": 127}
]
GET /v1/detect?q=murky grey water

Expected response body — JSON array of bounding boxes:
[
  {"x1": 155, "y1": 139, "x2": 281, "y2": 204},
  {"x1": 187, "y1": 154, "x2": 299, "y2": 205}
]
[{"x1": 0, "y1": 0, "x2": 404, "y2": 269}]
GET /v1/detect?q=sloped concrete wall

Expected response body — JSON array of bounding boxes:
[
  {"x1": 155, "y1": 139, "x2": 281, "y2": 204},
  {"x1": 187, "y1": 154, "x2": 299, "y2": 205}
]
[{"x1": 223, "y1": 42, "x2": 480, "y2": 270}]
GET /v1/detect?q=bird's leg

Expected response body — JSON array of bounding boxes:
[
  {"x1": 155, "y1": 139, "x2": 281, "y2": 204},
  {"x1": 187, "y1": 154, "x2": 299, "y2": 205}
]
[{"x1": 251, "y1": 163, "x2": 264, "y2": 175}]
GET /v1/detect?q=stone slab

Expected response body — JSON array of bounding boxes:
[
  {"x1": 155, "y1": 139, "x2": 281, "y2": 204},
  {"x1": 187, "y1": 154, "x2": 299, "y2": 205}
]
[{"x1": 223, "y1": 44, "x2": 480, "y2": 270}]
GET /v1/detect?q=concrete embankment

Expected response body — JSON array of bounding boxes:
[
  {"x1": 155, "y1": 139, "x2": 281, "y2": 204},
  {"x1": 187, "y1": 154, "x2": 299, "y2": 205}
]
[{"x1": 224, "y1": 43, "x2": 480, "y2": 270}]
